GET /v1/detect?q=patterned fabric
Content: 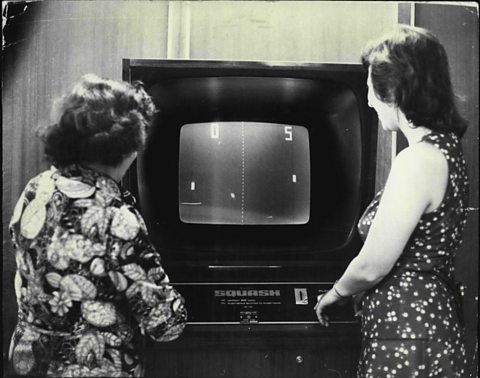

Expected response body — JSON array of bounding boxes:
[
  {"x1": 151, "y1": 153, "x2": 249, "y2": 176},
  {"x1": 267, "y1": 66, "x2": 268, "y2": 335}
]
[
  {"x1": 356, "y1": 132, "x2": 469, "y2": 377},
  {"x1": 8, "y1": 164, "x2": 187, "y2": 377}
]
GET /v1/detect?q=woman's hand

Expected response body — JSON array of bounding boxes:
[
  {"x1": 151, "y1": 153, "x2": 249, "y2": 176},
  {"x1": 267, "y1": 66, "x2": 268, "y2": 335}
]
[
  {"x1": 352, "y1": 291, "x2": 365, "y2": 318},
  {"x1": 314, "y1": 289, "x2": 342, "y2": 327}
]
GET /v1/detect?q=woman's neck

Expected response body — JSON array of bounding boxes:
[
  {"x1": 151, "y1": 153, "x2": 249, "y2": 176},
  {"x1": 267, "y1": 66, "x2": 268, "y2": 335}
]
[
  {"x1": 396, "y1": 111, "x2": 432, "y2": 145},
  {"x1": 400, "y1": 124, "x2": 432, "y2": 145},
  {"x1": 83, "y1": 153, "x2": 137, "y2": 183},
  {"x1": 83, "y1": 162, "x2": 124, "y2": 182}
]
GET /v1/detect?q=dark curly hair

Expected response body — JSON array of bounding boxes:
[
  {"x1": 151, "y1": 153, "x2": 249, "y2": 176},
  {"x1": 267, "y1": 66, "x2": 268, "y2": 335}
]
[
  {"x1": 38, "y1": 74, "x2": 157, "y2": 167},
  {"x1": 361, "y1": 25, "x2": 467, "y2": 137}
]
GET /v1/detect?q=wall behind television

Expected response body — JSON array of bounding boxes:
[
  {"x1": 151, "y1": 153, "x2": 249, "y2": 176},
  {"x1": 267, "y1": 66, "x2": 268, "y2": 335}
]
[{"x1": 2, "y1": 1, "x2": 477, "y2": 376}]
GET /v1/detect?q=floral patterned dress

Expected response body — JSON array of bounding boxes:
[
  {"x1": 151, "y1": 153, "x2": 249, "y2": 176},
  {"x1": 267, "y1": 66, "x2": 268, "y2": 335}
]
[
  {"x1": 356, "y1": 132, "x2": 469, "y2": 377},
  {"x1": 8, "y1": 164, "x2": 187, "y2": 377}
]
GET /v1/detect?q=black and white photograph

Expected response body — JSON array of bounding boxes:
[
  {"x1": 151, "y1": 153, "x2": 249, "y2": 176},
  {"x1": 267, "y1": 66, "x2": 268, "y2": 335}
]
[{"x1": 2, "y1": 1, "x2": 478, "y2": 377}]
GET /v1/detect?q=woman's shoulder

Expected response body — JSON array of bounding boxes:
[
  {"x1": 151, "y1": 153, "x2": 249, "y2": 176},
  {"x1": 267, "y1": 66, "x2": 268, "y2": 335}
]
[
  {"x1": 389, "y1": 141, "x2": 449, "y2": 208},
  {"x1": 21, "y1": 167, "x2": 56, "y2": 197},
  {"x1": 394, "y1": 141, "x2": 448, "y2": 175}
]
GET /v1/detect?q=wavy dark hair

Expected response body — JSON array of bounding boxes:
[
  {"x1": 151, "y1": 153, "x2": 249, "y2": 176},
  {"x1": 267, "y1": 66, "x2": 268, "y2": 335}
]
[
  {"x1": 361, "y1": 25, "x2": 467, "y2": 137},
  {"x1": 38, "y1": 74, "x2": 157, "y2": 167}
]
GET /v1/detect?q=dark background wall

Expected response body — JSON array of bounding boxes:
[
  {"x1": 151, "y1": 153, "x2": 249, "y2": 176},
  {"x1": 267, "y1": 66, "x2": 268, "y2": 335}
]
[{"x1": 2, "y1": 2, "x2": 477, "y2": 376}]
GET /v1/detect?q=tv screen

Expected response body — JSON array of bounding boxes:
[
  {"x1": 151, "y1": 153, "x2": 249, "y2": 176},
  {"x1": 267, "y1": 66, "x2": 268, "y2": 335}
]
[{"x1": 179, "y1": 122, "x2": 310, "y2": 225}]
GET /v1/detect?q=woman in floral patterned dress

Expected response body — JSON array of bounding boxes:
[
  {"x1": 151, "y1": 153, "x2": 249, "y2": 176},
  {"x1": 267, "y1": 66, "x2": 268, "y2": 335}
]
[
  {"x1": 315, "y1": 26, "x2": 469, "y2": 377},
  {"x1": 8, "y1": 74, "x2": 187, "y2": 377}
]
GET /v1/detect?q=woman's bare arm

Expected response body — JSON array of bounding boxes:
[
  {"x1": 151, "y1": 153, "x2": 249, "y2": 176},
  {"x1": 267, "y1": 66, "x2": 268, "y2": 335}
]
[{"x1": 315, "y1": 143, "x2": 448, "y2": 325}]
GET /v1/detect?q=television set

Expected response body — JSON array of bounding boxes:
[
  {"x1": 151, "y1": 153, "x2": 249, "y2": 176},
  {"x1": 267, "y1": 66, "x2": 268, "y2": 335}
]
[{"x1": 123, "y1": 59, "x2": 378, "y2": 283}]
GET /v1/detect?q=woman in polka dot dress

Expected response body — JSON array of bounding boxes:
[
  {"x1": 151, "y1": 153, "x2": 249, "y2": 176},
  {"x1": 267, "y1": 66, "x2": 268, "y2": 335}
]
[{"x1": 314, "y1": 25, "x2": 469, "y2": 377}]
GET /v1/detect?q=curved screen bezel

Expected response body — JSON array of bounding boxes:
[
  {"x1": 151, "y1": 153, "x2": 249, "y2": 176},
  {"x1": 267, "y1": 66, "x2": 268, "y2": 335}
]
[{"x1": 135, "y1": 74, "x2": 373, "y2": 262}]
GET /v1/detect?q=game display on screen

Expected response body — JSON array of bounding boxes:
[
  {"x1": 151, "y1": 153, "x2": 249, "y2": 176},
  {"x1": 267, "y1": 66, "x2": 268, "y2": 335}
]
[{"x1": 179, "y1": 122, "x2": 310, "y2": 225}]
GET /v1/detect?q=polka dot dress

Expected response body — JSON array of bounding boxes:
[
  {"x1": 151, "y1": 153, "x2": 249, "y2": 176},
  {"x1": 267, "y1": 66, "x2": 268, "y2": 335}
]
[{"x1": 357, "y1": 132, "x2": 469, "y2": 377}]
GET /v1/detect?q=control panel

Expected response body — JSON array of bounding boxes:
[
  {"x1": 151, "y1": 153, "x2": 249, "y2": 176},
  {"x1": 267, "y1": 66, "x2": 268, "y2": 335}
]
[{"x1": 173, "y1": 282, "x2": 356, "y2": 324}]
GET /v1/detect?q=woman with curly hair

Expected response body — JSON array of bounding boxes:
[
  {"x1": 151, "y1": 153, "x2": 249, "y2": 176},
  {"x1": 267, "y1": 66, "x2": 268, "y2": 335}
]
[
  {"x1": 315, "y1": 26, "x2": 469, "y2": 377},
  {"x1": 8, "y1": 74, "x2": 187, "y2": 377}
]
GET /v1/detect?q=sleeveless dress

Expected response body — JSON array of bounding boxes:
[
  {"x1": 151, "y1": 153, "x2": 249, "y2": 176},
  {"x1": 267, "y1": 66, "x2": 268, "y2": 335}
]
[
  {"x1": 356, "y1": 132, "x2": 469, "y2": 378},
  {"x1": 8, "y1": 164, "x2": 187, "y2": 377}
]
